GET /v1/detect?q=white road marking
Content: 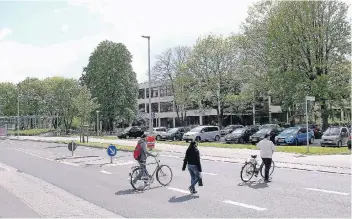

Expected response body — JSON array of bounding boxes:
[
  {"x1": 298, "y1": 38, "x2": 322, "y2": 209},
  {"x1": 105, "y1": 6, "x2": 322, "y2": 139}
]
[
  {"x1": 0, "y1": 162, "x2": 17, "y2": 172},
  {"x1": 304, "y1": 188, "x2": 350, "y2": 196},
  {"x1": 202, "y1": 172, "x2": 217, "y2": 176},
  {"x1": 100, "y1": 170, "x2": 113, "y2": 175},
  {"x1": 167, "y1": 187, "x2": 190, "y2": 194},
  {"x1": 115, "y1": 161, "x2": 135, "y2": 166},
  {"x1": 223, "y1": 200, "x2": 267, "y2": 211},
  {"x1": 58, "y1": 161, "x2": 80, "y2": 167}
]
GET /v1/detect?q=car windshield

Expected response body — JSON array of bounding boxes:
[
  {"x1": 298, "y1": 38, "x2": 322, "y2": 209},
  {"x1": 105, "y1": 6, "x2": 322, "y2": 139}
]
[
  {"x1": 167, "y1": 128, "x2": 179, "y2": 133},
  {"x1": 232, "y1": 128, "x2": 245, "y2": 134},
  {"x1": 123, "y1": 127, "x2": 132, "y2": 132},
  {"x1": 324, "y1": 127, "x2": 340, "y2": 136},
  {"x1": 281, "y1": 128, "x2": 298, "y2": 135},
  {"x1": 190, "y1": 127, "x2": 203, "y2": 132},
  {"x1": 257, "y1": 128, "x2": 271, "y2": 134}
]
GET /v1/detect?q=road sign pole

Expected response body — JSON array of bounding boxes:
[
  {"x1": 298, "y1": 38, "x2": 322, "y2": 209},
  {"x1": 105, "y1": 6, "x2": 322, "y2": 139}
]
[
  {"x1": 305, "y1": 97, "x2": 309, "y2": 153},
  {"x1": 110, "y1": 156, "x2": 113, "y2": 164}
]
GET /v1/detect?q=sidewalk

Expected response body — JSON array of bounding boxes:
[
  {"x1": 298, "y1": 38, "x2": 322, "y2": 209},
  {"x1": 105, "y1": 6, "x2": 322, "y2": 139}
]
[{"x1": 7, "y1": 136, "x2": 352, "y2": 174}]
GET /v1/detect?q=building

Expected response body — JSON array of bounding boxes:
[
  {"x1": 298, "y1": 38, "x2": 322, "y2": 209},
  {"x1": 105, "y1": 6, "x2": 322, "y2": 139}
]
[{"x1": 137, "y1": 82, "x2": 235, "y2": 128}]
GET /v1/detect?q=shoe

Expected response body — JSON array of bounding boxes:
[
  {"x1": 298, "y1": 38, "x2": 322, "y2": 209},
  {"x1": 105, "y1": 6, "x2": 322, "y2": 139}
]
[
  {"x1": 264, "y1": 179, "x2": 271, "y2": 183},
  {"x1": 192, "y1": 190, "x2": 198, "y2": 194}
]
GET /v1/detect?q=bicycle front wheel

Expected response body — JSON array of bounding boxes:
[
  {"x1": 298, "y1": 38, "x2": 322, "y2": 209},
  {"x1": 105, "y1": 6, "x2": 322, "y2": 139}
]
[
  {"x1": 240, "y1": 162, "x2": 255, "y2": 182},
  {"x1": 156, "y1": 165, "x2": 173, "y2": 186},
  {"x1": 130, "y1": 167, "x2": 147, "y2": 191},
  {"x1": 260, "y1": 160, "x2": 275, "y2": 178}
]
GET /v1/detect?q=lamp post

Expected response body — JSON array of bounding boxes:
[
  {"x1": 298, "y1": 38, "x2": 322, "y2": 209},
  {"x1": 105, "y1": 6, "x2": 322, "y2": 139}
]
[
  {"x1": 96, "y1": 110, "x2": 100, "y2": 136},
  {"x1": 17, "y1": 84, "x2": 19, "y2": 138},
  {"x1": 142, "y1": 35, "x2": 152, "y2": 134}
]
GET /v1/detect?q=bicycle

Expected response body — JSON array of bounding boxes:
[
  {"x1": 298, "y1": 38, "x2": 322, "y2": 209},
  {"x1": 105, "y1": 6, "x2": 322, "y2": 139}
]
[
  {"x1": 240, "y1": 155, "x2": 275, "y2": 182},
  {"x1": 129, "y1": 155, "x2": 173, "y2": 191}
]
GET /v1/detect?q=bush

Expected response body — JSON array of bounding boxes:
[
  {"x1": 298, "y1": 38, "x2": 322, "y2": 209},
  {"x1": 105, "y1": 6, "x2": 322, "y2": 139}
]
[{"x1": 8, "y1": 129, "x2": 55, "y2": 136}]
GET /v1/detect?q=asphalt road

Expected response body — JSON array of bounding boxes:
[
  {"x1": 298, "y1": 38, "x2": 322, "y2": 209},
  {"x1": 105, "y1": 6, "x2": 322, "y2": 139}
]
[{"x1": 0, "y1": 139, "x2": 350, "y2": 218}]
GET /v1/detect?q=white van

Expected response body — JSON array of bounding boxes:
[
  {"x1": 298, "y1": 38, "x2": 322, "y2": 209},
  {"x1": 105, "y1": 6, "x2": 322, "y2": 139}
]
[{"x1": 182, "y1": 125, "x2": 220, "y2": 142}]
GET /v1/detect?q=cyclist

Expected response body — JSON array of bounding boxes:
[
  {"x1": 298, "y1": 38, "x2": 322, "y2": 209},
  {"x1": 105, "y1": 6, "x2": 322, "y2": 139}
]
[
  {"x1": 256, "y1": 133, "x2": 275, "y2": 183},
  {"x1": 134, "y1": 134, "x2": 157, "y2": 182}
]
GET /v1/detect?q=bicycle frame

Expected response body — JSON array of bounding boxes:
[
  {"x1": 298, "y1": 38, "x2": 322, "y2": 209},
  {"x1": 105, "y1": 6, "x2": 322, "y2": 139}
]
[{"x1": 131, "y1": 156, "x2": 161, "y2": 179}]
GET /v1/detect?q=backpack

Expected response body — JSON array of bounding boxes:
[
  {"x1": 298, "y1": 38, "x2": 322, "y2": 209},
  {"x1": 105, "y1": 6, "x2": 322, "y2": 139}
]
[{"x1": 133, "y1": 143, "x2": 142, "y2": 160}]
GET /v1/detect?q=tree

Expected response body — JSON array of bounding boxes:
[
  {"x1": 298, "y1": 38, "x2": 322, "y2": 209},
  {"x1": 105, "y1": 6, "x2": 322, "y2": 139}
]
[
  {"x1": 152, "y1": 46, "x2": 192, "y2": 125},
  {"x1": 0, "y1": 82, "x2": 17, "y2": 116},
  {"x1": 265, "y1": 0, "x2": 351, "y2": 129},
  {"x1": 187, "y1": 34, "x2": 243, "y2": 128},
  {"x1": 73, "y1": 85, "x2": 99, "y2": 126},
  {"x1": 81, "y1": 40, "x2": 138, "y2": 131}
]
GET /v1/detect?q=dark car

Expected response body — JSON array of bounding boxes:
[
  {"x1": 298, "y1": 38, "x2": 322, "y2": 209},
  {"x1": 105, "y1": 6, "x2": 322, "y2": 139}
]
[
  {"x1": 260, "y1": 124, "x2": 280, "y2": 130},
  {"x1": 160, "y1": 127, "x2": 185, "y2": 141},
  {"x1": 309, "y1": 124, "x2": 323, "y2": 139},
  {"x1": 250, "y1": 127, "x2": 281, "y2": 145},
  {"x1": 347, "y1": 135, "x2": 351, "y2": 150},
  {"x1": 117, "y1": 126, "x2": 144, "y2": 139},
  {"x1": 220, "y1": 125, "x2": 244, "y2": 136},
  {"x1": 224, "y1": 126, "x2": 259, "y2": 144}
]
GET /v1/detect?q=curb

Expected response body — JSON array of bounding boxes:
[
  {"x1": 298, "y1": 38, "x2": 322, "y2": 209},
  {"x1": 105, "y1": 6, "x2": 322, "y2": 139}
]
[{"x1": 5, "y1": 138, "x2": 351, "y2": 175}]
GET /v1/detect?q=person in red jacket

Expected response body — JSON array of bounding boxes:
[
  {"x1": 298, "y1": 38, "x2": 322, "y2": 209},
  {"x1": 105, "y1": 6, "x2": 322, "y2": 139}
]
[{"x1": 182, "y1": 141, "x2": 202, "y2": 194}]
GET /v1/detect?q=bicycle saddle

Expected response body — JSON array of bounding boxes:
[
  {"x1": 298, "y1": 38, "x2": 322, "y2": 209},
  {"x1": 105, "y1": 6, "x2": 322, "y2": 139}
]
[{"x1": 251, "y1": 155, "x2": 257, "y2": 158}]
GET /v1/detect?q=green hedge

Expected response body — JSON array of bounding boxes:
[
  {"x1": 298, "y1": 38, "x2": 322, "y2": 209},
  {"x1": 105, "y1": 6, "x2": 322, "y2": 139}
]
[{"x1": 8, "y1": 129, "x2": 56, "y2": 136}]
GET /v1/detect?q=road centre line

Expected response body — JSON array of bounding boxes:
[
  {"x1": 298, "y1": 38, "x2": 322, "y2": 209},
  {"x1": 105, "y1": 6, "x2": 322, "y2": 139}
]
[
  {"x1": 202, "y1": 172, "x2": 218, "y2": 176},
  {"x1": 167, "y1": 187, "x2": 190, "y2": 194},
  {"x1": 100, "y1": 170, "x2": 113, "y2": 175},
  {"x1": 304, "y1": 188, "x2": 350, "y2": 196},
  {"x1": 223, "y1": 200, "x2": 267, "y2": 211}
]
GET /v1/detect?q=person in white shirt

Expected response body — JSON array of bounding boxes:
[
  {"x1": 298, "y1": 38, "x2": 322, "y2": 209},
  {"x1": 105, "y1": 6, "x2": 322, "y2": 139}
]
[{"x1": 256, "y1": 134, "x2": 276, "y2": 182}]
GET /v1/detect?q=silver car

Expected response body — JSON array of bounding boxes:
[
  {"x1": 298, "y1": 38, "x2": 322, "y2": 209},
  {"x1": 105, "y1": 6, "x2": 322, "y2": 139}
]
[
  {"x1": 320, "y1": 126, "x2": 350, "y2": 147},
  {"x1": 182, "y1": 126, "x2": 221, "y2": 142}
]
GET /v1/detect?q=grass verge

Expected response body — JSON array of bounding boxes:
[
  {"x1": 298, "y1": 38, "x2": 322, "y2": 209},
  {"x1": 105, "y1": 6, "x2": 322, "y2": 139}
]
[
  {"x1": 8, "y1": 129, "x2": 55, "y2": 136},
  {"x1": 54, "y1": 140, "x2": 160, "y2": 152},
  {"x1": 158, "y1": 140, "x2": 350, "y2": 155}
]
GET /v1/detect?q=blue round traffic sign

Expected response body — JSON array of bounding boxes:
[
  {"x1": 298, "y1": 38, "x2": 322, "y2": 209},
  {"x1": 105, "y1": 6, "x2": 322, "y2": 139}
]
[{"x1": 107, "y1": 144, "x2": 117, "y2": 157}]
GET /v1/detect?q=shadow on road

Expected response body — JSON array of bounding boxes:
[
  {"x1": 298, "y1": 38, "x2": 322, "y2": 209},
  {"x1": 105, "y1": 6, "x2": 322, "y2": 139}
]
[
  {"x1": 169, "y1": 195, "x2": 199, "y2": 203},
  {"x1": 237, "y1": 180, "x2": 269, "y2": 189},
  {"x1": 115, "y1": 185, "x2": 163, "y2": 196}
]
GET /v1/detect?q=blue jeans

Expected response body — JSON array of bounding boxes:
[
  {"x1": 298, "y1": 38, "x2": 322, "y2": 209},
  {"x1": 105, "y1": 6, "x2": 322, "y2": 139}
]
[{"x1": 188, "y1": 164, "x2": 199, "y2": 189}]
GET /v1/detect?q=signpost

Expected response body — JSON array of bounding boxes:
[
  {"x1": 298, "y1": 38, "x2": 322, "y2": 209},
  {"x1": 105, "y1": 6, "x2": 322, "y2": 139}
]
[
  {"x1": 68, "y1": 141, "x2": 77, "y2": 156},
  {"x1": 305, "y1": 96, "x2": 315, "y2": 153},
  {"x1": 107, "y1": 144, "x2": 117, "y2": 164}
]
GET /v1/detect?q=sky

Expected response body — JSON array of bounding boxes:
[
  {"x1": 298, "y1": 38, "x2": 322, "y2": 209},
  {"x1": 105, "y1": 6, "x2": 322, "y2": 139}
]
[{"x1": 5, "y1": 0, "x2": 349, "y2": 85}]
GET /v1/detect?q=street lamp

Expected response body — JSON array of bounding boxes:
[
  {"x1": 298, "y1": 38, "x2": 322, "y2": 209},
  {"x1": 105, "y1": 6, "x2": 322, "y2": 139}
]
[
  {"x1": 17, "y1": 84, "x2": 19, "y2": 138},
  {"x1": 142, "y1": 35, "x2": 153, "y2": 134},
  {"x1": 96, "y1": 110, "x2": 100, "y2": 136}
]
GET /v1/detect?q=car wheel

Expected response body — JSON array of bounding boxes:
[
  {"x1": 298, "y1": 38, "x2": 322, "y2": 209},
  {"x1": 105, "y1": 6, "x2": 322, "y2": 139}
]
[
  {"x1": 172, "y1": 136, "x2": 176, "y2": 141},
  {"x1": 293, "y1": 138, "x2": 298, "y2": 146},
  {"x1": 337, "y1": 141, "x2": 342, "y2": 148},
  {"x1": 214, "y1": 135, "x2": 220, "y2": 142},
  {"x1": 238, "y1": 138, "x2": 244, "y2": 144},
  {"x1": 126, "y1": 135, "x2": 129, "y2": 139},
  {"x1": 156, "y1": 135, "x2": 160, "y2": 141},
  {"x1": 185, "y1": 140, "x2": 189, "y2": 143},
  {"x1": 195, "y1": 136, "x2": 201, "y2": 142},
  {"x1": 309, "y1": 137, "x2": 314, "y2": 144}
]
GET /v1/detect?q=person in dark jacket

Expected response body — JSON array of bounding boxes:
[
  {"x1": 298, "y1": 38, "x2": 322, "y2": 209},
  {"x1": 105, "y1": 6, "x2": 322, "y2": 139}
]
[{"x1": 182, "y1": 141, "x2": 202, "y2": 194}]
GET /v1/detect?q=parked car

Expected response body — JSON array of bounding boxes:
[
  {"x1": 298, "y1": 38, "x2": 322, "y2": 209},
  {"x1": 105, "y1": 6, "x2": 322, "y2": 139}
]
[
  {"x1": 275, "y1": 127, "x2": 314, "y2": 146},
  {"x1": 250, "y1": 126, "x2": 281, "y2": 145},
  {"x1": 182, "y1": 125, "x2": 220, "y2": 142},
  {"x1": 153, "y1": 127, "x2": 168, "y2": 141},
  {"x1": 224, "y1": 126, "x2": 259, "y2": 144},
  {"x1": 220, "y1": 125, "x2": 244, "y2": 136},
  {"x1": 347, "y1": 135, "x2": 351, "y2": 150},
  {"x1": 309, "y1": 124, "x2": 323, "y2": 139},
  {"x1": 117, "y1": 126, "x2": 144, "y2": 139},
  {"x1": 160, "y1": 127, "x2": 185, "y2": 141},
  {"x1": 320, "y1": 126, "x2": 350, "y2": 147}
]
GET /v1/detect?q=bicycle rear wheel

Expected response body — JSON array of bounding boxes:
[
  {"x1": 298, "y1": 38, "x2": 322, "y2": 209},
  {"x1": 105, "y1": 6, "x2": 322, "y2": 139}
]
[
  {"x1": 130, "y1": 167, "x2": 147, "y2": 191},
  {"x1": 260, "y1": 160, "x2": 275, "y2": 178},
  {"x1": 240, "y1": 162, "x2": 255, "y2": 182},
  {"x1": 156, "y1": 165, "x2": 173, "y2": 186}
]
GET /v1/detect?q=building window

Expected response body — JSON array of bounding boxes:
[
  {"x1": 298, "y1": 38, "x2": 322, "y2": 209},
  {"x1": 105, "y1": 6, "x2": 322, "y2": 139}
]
[
  {"x1": 138, "y1": 89, "x2": 145, "y2": 99},
  {"x1": 146, "y1": 88, "x2": 149, "y2": 98},
  {"x1": 160, "y1": 87, "x2": 165, "y2": 97},
  {"x1": 152, "y1": 103, "x2": 159, "y2": 112},
  {"x1": 152, "y1": 87, "x2": 158, "y2": 98},
  {"x1": 160, "y1": 102, "x2": 173, "y2": 112},
  {"x1": 138, "y1": 104, "x2": 145, "y2": 112},
  {"x1": 166, "y1": 86, "x2": 173, "y2": 96}
]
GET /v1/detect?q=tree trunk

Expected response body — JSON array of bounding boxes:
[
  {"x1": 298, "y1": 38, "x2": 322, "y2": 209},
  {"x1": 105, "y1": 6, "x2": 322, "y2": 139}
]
[
  {"x1": 109, "y1": 118, "x2": 114, "y2": 132},
  {"x1": 321, "y1": 100, "x2": 329, "y2": 131}
]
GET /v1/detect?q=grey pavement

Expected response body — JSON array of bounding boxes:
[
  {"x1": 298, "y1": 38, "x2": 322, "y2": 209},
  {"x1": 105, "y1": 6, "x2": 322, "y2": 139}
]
[
  {"x1": 0, "y1": 139, "x2": 351, "y2": 218},
  {"x1": 10, "y1": 136, "x2": 352, "y2": 174}
]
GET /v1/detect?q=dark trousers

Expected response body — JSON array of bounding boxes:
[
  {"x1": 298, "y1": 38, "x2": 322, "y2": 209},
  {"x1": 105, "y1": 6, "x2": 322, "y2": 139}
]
[{"x1": 262, "y1": 158, "x2": 272, "y2": 180}]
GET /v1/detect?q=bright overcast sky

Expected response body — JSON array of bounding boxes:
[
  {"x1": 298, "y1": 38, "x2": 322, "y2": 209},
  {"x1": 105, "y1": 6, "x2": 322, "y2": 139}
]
[{"x1": 7, "y1": 0, "x2": 347, "y2": 84}]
